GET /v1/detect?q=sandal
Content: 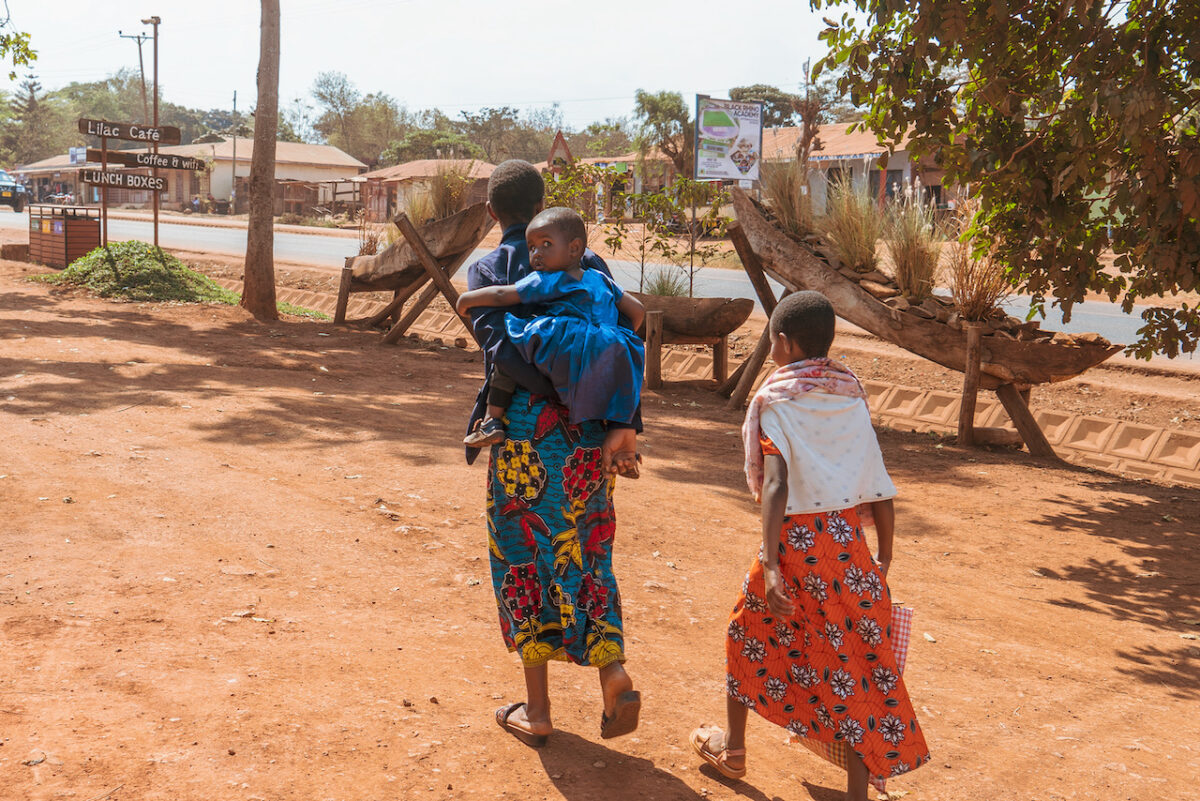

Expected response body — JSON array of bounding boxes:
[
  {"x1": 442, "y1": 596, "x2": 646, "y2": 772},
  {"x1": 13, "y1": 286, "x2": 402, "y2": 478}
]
[
  {"x1": 494, "y1": 702, "x2": 549, "y2": 748},
  {"x1": 690, "y1": 725, "x2": 747, "y2": 779},
  {"x1": 599, "y1": 690, "x2": 641, "y2": 739},
  {"x1": 464, "y1": 417, "x2": 506, "y2": 447}
]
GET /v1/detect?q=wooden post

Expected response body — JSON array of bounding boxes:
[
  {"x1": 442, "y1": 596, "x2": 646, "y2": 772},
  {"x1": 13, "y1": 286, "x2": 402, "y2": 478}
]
[
  {"x1": 996, "y1": 383, "x2": 1059, "y2": 459},
  {"x1": 713, "y1": 335, "x2": 729, "y2": 382},
  {"x1": 378, "y1": 246, "x2": 478, "y2": 344},
  {"x1": 718, "y1": 324, "x2": 765, "y2": 396},
  {"x1": 727, "y1": 325, "x2": 772, "y2": 409},
  {"x1": 394, "y1": 212, "x2": 475, "y2": 339},
  {"x1": 363, "y1": 276, "x2": 428, "y2": 329},
  {"x1": 957, "y1": 321, "x2": 984, "y2": 446},
  {"x1": 728, "y1": 221, "x2": 779, "y2": 314},
  {"x1": 645, "y1": 310, "x2": 664, "y2": 390},
  {"x1": 334, "y1": 265, "x2": 354, "y2": 324}
]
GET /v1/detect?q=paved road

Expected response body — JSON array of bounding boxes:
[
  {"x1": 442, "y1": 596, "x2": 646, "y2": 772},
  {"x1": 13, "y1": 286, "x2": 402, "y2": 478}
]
[{"x1": 5, "y1": 210, "x2": 1191, "y2": 362}]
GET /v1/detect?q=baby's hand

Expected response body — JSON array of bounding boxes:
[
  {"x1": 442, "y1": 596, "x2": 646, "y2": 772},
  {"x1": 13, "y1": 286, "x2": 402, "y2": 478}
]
[{"x1": 762, "y1": 564, "x2": 795, "y2": 617}]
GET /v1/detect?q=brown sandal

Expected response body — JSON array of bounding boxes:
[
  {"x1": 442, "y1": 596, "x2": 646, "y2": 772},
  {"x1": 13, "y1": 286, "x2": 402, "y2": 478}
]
[{"x1": 690, "y1": 725, "x2": 747, "y2": 779}]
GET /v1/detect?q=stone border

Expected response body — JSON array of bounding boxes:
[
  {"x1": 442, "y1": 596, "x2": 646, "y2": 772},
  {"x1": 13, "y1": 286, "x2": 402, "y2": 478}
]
[{"x1": 212, "y1": 277, "x2": 1200, "y2": 489}]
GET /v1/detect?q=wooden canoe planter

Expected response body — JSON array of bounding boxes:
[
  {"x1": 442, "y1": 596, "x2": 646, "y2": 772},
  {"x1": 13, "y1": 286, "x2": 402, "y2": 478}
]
[
  {"x1": 731, "y1": 189, "x2": 1120, "y2": 388},
  {"x1": 633, "y1": 293, "x2": 754, "y2": 389},
  {"x1": 335, "y1": 202, "x2": 495, "y2": 341},
  {"x1": 731, "y1": 188, "x2": 1121, "y2": 458}
]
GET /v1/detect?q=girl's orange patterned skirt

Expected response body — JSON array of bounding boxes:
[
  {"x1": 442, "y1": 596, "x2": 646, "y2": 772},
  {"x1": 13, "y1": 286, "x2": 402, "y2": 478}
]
[{"x1": 726, "y1": 501, "x2": 930, "y2": 788}]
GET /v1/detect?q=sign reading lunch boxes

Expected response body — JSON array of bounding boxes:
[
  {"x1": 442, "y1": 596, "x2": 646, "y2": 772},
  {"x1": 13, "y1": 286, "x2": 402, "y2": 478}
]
[{"x1": 693, "y1": 96, "x2": 764, "y2": 182}]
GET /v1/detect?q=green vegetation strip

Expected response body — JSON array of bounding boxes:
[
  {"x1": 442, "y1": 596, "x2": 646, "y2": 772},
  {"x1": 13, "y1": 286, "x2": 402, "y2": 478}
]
[{"x1": 31, "y1": 240, "x2": 328, "y2": 319}]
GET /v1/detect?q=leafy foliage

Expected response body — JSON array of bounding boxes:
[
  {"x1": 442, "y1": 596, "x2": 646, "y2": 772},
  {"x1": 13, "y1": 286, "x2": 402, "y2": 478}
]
[
  {"x1": 815, "y1": 0, "x2": 1200, "y2": 357},
  {"x1": 633, "y1": 89, "x2": 693, "y2": 178},
  {"x1": 0, "y1": 8, "x2": 35, "y2": 80},
  {"x1": 729, "y1": 84, "x2": 799, "y2": 128},
  {"x1": 43, "y1": 241, "x2": 239, "y2": 304}
]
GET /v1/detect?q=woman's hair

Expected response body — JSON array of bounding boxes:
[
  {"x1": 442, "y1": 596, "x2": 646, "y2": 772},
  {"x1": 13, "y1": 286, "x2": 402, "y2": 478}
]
[
  {"x1": 770, "y1": 290, "x2": 835, "y2": 357},
  {"x1": 528, "y1": 206, "x2": 588, "y2": 248},
  {"x1": 488, "y1": 160, "x2": 544, "y2": 224}
]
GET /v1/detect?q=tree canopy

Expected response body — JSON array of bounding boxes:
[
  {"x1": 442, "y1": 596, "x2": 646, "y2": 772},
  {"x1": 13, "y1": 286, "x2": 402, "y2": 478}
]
[
  {"x1": 633, "y1": 89, "x2": 693, "y2": 178},
  {"x1": 729, "y1": 84, "x2": 799, "y2": 128},
  {"x1": 816, "y1": 0, "x2": 1200, "y2": 357}
]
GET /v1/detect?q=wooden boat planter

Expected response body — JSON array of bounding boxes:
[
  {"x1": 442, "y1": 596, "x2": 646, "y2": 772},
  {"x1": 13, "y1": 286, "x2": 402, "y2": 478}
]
[
  {"x1": 334, "y1": 202, "x2": 494, "y2": 343},
  {"x1": 632, "y1": 293, "x2": 755, "y2": 389},
  {"x1": 728, "y1": 187, "x2": 1122, "y2": 456}
]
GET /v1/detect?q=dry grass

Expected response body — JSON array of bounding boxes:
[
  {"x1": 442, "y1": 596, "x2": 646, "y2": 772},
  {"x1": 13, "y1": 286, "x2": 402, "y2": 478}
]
[
  {"x1": 947, "y1": 198, "x2": 1012, "y2": 320},
  {"x1": 824, "y1": 176, "x2": 882, "y2": 272},
  {"x1": 356, "y1": 210, "x2": 382, "y2": 256},
  {"x1": 430, "y1": 161, "x2": 473, "y2": 220},
  {"x1": 886, "y1": 186, "x2": 942, "y2": 300},
  {"x1": 761, "y1": 159, "x2": 813, "y2": 238}
]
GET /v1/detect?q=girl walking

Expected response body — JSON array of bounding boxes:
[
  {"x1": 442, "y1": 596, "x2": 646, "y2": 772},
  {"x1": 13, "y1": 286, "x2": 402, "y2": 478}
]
[{"x1": 691, "y1": 291, "x2": 929, "y2": 799}]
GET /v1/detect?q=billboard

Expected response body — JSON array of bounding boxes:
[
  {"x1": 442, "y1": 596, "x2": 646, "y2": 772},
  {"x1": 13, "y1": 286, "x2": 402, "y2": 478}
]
[{"x1": 694, "y1": 96, "x2": 764, "y2": 182}]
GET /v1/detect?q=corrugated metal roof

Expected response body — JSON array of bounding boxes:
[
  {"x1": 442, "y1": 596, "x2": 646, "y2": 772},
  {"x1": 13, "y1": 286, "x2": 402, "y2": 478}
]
[
  {"x1": 761, "y1": 125, "x2": 911, "y2": 162},
  {"x1": 359, "y1": 159, "x2": 496, "y2": 182}
]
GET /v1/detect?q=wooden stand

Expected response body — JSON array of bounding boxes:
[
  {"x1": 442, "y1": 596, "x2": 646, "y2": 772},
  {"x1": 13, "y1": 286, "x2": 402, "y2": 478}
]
[
  {"x1": 645, "y1": 310, "x2": 663, "y2": 389},
  {"x1": 996, "y1": 383, "x2": 1058, "y2": 458},
  {"x1": 722, "y1": 221, "x2": 788, "y2": 409},
  {"x1": 957, "y1": 321, "x2": 984, "y2": 446}
]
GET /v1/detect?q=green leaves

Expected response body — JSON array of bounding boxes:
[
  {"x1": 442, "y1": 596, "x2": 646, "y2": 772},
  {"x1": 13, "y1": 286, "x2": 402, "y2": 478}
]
[{"x1": 818, "y1": 0, "x2": 1200, "y2": 357}]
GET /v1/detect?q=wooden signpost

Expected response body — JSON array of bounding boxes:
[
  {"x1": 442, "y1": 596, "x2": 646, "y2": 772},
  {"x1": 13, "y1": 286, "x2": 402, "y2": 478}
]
[{"x1": 77, "y1": 117, "x2": 191, "y2": 248}]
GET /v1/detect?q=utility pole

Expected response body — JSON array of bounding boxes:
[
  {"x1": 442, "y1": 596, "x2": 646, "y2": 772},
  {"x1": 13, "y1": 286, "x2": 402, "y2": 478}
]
[
  {"x1": 141, "y1": 15, "x2": 161, "y2": 247},
  {"x1": 117, "y1": 30, "x2": 150, "y2": 123},
  {"x1": 231, "y1": 90, "x2": 237, "y2": 209}
]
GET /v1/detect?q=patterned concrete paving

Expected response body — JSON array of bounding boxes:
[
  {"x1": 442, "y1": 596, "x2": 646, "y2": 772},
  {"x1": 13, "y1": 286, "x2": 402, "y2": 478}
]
[{"x1": 215, "y1": 278, "x2": 1200, "y2": 489}]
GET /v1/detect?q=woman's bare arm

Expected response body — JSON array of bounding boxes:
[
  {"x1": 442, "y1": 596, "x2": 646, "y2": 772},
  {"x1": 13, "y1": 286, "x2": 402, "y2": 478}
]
[
  {"x1": 761, "y1": 453, "x2": 795, "y2": 616},
  {"x1": 617, "y1": 292, "x2": 645, "y2": 332},
  {"x1": 870, "y1": 498, "x2": 895, "y2": 577}
]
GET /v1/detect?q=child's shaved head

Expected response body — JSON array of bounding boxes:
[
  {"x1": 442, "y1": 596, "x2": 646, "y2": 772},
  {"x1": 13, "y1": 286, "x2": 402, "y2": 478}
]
[
  {"x1": 488, "y1": 160, "x2": 544, "y2": 224},
  {"x1": 528, "y1": 206, "x2": 588, "y2": 248},
  {"x1": 770, "y1": 291, "x2": 836, "y2": 358}
]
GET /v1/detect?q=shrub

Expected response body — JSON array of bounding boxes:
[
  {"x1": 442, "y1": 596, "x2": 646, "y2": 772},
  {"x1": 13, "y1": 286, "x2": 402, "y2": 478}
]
[
  {"x1": 41, "y1": 241, "x2": 238, "y2": 303},
  {"x1": 947, "y1": 197, "x2": 1013, "y2": 321},
  {"x1": 824, "y1": 176, "x2": 882, "y2": 272},
  {"x1": 761, "y1": 158, "x2": 813, "y2": 237},
  {"x1": 642, "y1": 266, "x2": 689, "y2": 296},
  {"x1": 886, "y1": 182, "x2": 942, "y2": 299},
  {"x1": 429, "y1": 161, "x2": 473, "y2": 220}
]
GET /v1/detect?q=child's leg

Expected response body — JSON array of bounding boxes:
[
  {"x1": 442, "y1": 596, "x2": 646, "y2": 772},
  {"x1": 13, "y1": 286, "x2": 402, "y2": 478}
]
[
  {"x1": 846, "y1": 748, "x2": 870, "y2": 801},
  {"x1": 486, "y1": 369, "x2": 516, "y2": 421},
  {"x1": 465, "y1": 370, "x2": 516, "y2": 446},
  {"x1": 721, "y1": 694, "x2": 749, "y2": 769}
]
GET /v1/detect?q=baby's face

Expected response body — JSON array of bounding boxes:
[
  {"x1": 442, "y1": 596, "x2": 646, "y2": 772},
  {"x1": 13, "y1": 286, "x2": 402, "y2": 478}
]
[{"x1": 527, "y1": 224, "x2": 579, "y2": 272}]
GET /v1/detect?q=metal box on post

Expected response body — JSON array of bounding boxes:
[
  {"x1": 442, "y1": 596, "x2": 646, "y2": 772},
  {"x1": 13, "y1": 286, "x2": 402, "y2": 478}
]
[{"x1": 28, "y1": 204, "x2": 101, "y2": 268}]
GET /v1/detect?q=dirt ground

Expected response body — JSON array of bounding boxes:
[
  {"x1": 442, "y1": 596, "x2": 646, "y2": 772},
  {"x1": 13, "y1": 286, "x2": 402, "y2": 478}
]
[{"x1": 2, "y1": 257, "x2": 1199, "y2": 801}]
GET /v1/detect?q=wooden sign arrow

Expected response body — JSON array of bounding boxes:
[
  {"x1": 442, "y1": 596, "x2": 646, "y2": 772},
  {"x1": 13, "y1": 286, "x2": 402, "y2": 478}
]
[
  {"x1": 80, "y1": 170, "x2": 167, "y2": 192},
  {"x1": 86, "y1": 149, "x2": 205, "y2": 171},
  {"x1": 77, "y1": 118, "x2": 182, "y2": 146}
]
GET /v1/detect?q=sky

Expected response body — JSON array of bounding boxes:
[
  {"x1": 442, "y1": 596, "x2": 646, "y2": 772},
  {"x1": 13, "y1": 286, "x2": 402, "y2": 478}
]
[{"x1": 9, "y1": 0, "x2": 829, "y2": 130}]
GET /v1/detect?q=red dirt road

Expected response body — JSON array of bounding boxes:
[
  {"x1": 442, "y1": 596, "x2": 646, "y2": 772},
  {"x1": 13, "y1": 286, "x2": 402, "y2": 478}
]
[{"x1": 2, "y1": 259, "x2": 1198, "y2": 801}]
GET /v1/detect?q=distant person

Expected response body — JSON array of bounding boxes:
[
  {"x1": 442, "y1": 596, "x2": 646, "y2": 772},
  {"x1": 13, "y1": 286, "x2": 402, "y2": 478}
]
[
  {"x1": 461, "y1": 160, "x2": 643, "y2": 748},
  {"x1": 690, "y1": 291, "x2": 929, "y2": 800},
  {"x1": 456, "y1": 205, "x2": 645, "y2": 476}
]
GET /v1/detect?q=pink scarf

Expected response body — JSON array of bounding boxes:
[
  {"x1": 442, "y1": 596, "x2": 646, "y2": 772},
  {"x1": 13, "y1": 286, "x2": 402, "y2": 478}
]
[{"x1": 742, "y1": 357, "x2": 866, "y2": 500}]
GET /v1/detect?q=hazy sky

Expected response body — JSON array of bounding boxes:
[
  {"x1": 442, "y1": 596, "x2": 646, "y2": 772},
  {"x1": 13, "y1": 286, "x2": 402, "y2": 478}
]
[{"x1": 11, "y1": 0, "x2": 828, "y2": 129}]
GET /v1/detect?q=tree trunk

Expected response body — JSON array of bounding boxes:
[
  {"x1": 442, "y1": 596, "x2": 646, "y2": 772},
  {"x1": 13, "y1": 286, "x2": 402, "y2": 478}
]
[{"x1": 240, "y1": 0, "x2": 280, "y2": 320}]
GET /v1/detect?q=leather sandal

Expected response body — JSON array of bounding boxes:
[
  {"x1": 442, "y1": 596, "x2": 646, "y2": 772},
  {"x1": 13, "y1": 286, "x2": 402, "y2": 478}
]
[{"x1": 690, "y1": 725, "x2": 747, "y2": 779}]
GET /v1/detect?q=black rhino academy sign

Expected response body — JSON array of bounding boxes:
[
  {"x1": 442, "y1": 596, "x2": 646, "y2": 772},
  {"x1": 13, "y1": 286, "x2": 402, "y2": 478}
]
[{"x1": 77, "y1": 118, "x2": 182, "y2": 145}]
